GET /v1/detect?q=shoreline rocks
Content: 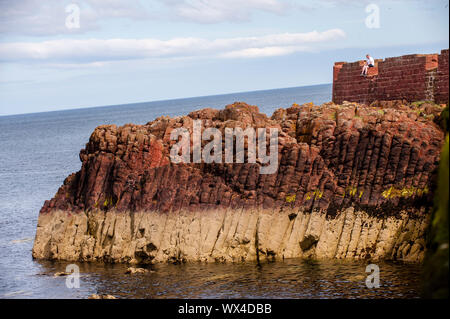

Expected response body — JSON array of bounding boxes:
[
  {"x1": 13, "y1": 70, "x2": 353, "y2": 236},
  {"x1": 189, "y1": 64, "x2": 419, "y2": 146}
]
[{"x1": 32, "y1": 101, "x2": 445, "y2": 263}]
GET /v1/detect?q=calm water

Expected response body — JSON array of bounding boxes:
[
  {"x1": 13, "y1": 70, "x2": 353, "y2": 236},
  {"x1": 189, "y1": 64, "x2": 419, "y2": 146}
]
[{"x1": 0, "y1": 84, "x2": 424, "y2": 299}]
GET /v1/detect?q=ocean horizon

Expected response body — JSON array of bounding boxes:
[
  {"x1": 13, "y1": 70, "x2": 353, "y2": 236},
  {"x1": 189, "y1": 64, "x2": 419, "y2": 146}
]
[{"x1": 0, "y1": 83, "x2": 331, "y2": 118}]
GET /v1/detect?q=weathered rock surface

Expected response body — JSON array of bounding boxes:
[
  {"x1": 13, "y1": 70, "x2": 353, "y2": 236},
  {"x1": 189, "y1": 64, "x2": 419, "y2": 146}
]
[
  {"x1": 88, "y1": 294, "x2": 117, "y2": 299},
  {"x1": 32, "y1": 101, "x2": 445, "y2": 263}
]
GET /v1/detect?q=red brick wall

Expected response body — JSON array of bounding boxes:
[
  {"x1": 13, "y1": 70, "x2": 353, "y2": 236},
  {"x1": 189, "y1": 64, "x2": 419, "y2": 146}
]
[
  {"x1": 435, "y1": 49, "x2": 449, "y2": 104},
  {"x1": 332, "y1": 60, "x2": 379, "y2": 104},
  {"x1": 332, "y1": 50, "x2": 448, "y2": 105}
]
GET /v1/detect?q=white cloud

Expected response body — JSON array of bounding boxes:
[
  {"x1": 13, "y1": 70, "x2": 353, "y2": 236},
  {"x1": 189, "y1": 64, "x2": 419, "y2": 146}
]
[
  {"x1": 0, "y1": 0, "x2": 149, "y2": 36},
  {"x1": 85, "y1": 0, "x2": 149, "y2": 19},
  {"x1": 0, "y1": 29, "x2": 346, "y2": 63},
  {"x1": 0, "y1": 0, "x2": 436, "y2": 37},
  {"x1": 162, "y1": 0, "x2": 289, "y2": 23},
  {"x1": 0, "y1": 0, "x2": 292, "y2": 36},
  {"x1": 221, "y1": 46, "x2": 302, "y2": 58},
  {"x1": 160, "y1": 0, "x2": 432, "y2": 23}
]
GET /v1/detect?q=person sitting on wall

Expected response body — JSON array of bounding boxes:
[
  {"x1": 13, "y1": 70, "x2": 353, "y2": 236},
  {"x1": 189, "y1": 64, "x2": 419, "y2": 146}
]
[{"x1": 361, "y1": 54, "x2": 375, "y2": 76}]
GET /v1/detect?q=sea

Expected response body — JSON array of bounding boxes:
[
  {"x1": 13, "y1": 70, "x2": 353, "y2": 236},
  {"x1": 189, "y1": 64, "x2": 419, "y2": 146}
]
[{"x1": 0, "y1": 84, "x2": 423, "y2": 299}]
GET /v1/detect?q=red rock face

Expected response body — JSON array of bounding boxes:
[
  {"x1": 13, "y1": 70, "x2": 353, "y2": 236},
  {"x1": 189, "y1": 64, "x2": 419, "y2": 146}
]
[{"x1": 40, "y1": 101, "x2": 445, "y2": 218}]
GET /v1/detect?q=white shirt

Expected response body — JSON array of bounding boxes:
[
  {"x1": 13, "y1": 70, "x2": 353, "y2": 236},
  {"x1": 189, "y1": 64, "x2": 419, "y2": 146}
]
[{"x1": 367, "y1": 56, "x2": 374, "y2": 65}]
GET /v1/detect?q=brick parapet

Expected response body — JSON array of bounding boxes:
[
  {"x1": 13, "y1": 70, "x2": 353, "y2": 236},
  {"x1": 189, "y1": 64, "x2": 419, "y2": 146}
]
[{"x1": 332, "y1": 50, "x2": 448, "y2": 105}]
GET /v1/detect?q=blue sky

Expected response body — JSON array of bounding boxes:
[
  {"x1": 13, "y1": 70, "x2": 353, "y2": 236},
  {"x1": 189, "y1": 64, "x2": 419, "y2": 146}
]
[{"x1": 0, "y1": 0, "x2": 448, "y2": 115}]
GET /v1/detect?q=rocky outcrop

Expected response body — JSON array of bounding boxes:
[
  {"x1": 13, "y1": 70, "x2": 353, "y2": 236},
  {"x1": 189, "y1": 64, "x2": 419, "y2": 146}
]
[{"x1": 32, "y1": 101, "x2": 445, "y2": 263}]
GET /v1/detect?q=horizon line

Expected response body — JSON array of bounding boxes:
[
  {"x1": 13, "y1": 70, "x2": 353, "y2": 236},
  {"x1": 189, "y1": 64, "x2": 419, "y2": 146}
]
[{"x1": 0, "y1": 82, "x2": 332, "y2": 118}]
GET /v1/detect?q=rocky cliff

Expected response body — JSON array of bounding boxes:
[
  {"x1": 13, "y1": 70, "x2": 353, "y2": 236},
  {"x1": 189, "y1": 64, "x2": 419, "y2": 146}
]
[{"x1": 32, "y1": 101, "x2": 446, "y2": 264}]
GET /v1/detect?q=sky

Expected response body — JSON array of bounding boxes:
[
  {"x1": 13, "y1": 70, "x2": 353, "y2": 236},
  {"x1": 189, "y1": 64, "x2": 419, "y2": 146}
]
[{"x1": 0, "y1": 0, "x2": 448, "y2": 116}]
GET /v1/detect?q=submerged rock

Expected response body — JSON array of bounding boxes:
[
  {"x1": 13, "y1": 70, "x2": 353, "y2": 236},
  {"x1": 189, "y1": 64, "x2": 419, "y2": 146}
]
[
  {"x1": 53, "y1": 272, "x2": 71, "y2": 277},
  {"x1": 125, "y1": 267, "x2": 149, "y2": 274},
  {"x1": 32, "y1": 101, "x2": 446, "y2": 263}
]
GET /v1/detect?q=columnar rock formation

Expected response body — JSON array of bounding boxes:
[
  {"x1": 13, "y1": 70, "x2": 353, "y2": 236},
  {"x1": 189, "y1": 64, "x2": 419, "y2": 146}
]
[
  {"x1": 33, "y1": 101, "x2": 445, "y2": 264},
  {"x1": 333, "y1": 49, "x2": 449, "y2": 105}
]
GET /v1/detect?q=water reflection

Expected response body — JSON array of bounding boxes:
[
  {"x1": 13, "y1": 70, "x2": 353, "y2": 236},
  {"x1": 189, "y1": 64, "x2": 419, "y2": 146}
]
[{"x1": 29, "y1": 258, "x2": 422, "y2": 299}]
